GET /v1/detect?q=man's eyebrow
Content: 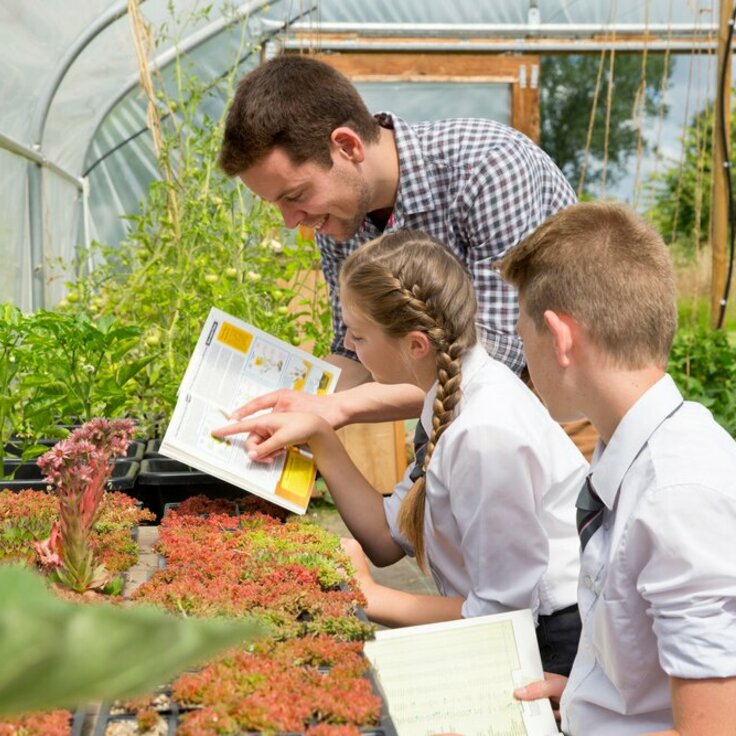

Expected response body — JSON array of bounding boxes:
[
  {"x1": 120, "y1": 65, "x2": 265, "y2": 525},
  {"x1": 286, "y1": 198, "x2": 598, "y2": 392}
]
[{"x1": 275, "y1": 185, "x2": 304, "y2": 201}]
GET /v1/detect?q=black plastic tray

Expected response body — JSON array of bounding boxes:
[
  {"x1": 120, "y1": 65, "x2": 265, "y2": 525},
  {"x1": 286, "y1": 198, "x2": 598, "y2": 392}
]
[
  {"x1": 144, "y1": 438, "x2": 165, "y2": 459},
  {"x1": 4, "y1": 438, "x2": 145, "y2": 463},
  {"x1": 0, "y1": 459, "x2": 140, "y2": 492},
  {"x1": 137, "y1": 458, "x2": 213, "y2": 486}
]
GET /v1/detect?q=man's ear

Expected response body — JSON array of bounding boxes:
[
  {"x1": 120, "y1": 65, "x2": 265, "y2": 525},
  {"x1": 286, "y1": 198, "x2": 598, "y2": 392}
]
[
  {"x1": 330, "y1": 127, "x2": 365, "y2": 163},
  {"x1": 405, "y1": 330, "x2": 432, "y2": 360},
  {"x1": 543, "y1": 310, "x2": 575, "y2": 368}
]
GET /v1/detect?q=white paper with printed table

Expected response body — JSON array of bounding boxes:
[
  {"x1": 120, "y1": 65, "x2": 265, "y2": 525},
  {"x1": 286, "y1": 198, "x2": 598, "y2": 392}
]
[
  {"x1": 364, "y1": 609, "x2": 559, "y2": 736},
  {"x1": 160, "y1": 307, "x2": 340, "y2": 514}
]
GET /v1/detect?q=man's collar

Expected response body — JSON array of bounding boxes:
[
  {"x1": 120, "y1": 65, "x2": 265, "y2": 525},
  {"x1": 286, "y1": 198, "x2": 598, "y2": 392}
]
[
  {"x1": 375, "y1": 112, "x2": 436, "y2": 223},
  {"x1": 590, "y1": 374, "x2": 684, "y2": 508}
]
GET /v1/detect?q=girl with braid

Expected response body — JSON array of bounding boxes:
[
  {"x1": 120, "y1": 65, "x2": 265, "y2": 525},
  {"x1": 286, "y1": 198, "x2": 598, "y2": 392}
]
[{"x1": 213, "y1": 230, "x2": 586, "y2": 675}]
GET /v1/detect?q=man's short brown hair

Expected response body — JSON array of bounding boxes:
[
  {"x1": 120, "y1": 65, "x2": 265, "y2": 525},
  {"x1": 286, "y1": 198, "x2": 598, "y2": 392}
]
[
  {"x1": 497, "y1": 201, "x2": 677, "y2": 369},
  {"x1": 218, "y1": 55, "x2": 380, "y2": 176}
]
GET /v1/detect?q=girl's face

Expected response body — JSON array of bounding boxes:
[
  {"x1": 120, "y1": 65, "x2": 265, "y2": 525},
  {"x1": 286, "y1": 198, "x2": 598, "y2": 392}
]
[{"x1": 341, "y1": 295, "x2": 415, "y2": 385}]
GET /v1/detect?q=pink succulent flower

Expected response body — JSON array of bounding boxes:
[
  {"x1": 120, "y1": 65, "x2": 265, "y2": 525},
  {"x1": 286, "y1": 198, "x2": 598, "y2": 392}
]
[
  {"x1": 36, "y1": 418, "x2": 136, "y2": 593},
  {"x1": 34, "y1": 521, "x2": 62, "y2": 568}
]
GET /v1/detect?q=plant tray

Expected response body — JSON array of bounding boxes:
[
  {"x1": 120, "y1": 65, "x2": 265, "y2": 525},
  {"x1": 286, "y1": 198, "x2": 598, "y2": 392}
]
[
  {"x1": 4, "y1": 438, "x2": 145, "y2": 463},
  {"x1": 92, "y1": 665, "x2": 397, "y2": 736},
  {"x1": 137, "y1": 458, "x2": 216, "y2": 486},
  {"x1": 144, "y1": 438, "x2": 165, "y2": 458},
  {"x1": 0, "y1": 459, "x2": 140, "y2": 492},
  {"x1": 136, "y1": 458, "x2": 244, "y2": 519}
]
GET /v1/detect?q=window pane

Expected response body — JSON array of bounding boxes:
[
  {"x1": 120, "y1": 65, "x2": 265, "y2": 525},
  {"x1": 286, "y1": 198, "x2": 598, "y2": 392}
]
[{"x1": 355, "y1": 81, "x2": 510, "y2": 124}]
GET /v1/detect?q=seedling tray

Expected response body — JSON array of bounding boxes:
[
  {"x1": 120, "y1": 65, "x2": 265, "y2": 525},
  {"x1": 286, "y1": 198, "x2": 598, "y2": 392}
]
[{"x1": 0, "y1": 459, "x2": 140, "y2": 492}]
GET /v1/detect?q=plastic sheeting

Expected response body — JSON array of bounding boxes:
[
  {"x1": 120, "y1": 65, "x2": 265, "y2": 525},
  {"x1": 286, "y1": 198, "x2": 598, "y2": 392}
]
[{"x1": 0, "y1": 0, "x2": 720, "y2": 309}]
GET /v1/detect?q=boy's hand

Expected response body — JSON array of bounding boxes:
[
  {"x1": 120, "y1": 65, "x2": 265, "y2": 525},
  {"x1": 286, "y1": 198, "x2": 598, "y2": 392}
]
[
  {"x1": 229, "y1": 389, "x2": 348, "y2": 429},
  {"x1": 514, "y1": 672, "x2": 568, "y2": 722},
  {"x1": 211, "y1": 412, "x2": 331, "y2": 463}
]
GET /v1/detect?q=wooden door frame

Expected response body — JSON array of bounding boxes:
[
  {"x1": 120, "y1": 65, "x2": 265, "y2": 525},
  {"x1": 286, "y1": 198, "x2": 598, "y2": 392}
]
[{"x1": 311, "y1": 51, "x2": 540, "y2": 142}]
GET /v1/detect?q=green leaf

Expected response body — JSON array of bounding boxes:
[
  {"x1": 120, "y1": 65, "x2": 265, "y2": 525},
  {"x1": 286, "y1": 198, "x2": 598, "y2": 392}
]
[
  {"x1": 0, "y1": 565, "x2": 268, "y2": 715},
  {"x1": 22, "y1": 394, "x2": 68, "y2": 417},
  {"x1": 116, "y1": 356, "x2": 157, "y2": 386}
]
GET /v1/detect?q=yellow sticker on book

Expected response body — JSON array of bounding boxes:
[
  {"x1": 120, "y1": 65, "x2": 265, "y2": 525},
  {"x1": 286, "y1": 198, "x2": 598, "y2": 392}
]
[
  {"x1": 217, "y1": 322, "x2": 253, "y2": 354},
  {"x1": 316, "y1": 370, "x2": 333, "y2": 395},
  {"x1": 276, "y1": 449, "x2": 315, "y2": 508}
]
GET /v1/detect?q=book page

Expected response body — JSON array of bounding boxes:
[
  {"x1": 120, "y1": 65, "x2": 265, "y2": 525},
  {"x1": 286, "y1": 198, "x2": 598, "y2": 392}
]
[
  {"x1": 363, "y1": 610, "x2": 558, "y2": 736},
  {"x1": 163, "y1": 392, "x2": 286, "y2": 491},
  {"x1": 161, "y1": 307, "x2": 340, "y2": 514}
]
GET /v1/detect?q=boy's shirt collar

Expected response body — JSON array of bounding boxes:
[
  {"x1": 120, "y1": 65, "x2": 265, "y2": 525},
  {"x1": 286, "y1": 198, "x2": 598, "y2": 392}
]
[{"x1": 589, "y1": 374, "x2": 684, "y2": 510}]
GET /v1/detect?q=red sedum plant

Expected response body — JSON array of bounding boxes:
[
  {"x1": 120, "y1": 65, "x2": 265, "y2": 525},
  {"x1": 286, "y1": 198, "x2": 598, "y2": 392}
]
[
  {"x1": 1, "y1": 492, "x2": 385, "y2": 733},
  {"x1": 118, "y1": 497, "x2": 384, "y2": 733},
  {"x1": 0, "y1": 710, "x2": 72, "y2": 736},
  {"x1": 133, "y1": 505, "x2": 373, "y2": 640},
  {"x1": 172, "y1": 637, "x2": 381, "y2": 734}
]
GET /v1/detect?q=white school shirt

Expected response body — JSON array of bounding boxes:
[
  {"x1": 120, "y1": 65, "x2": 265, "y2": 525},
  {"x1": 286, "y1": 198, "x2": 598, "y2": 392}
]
[
  {"x1": 384, "y1": 344, "x2": 586, "y2": 619},
  {"x1": 561, "y1": 374, "x2": 736, "y2": 736}
]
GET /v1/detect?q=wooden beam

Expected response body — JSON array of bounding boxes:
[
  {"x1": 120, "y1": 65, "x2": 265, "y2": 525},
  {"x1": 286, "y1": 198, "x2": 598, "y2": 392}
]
[
  {"x1": 311, "y1": 52, "x2": 540, "y2": 142},
  {"x1": 293, "y1": 33, "x2": 715, "y2": 52},
  {"x1": 313, "y1": 51, "x2": 533, "y2": 78},
  {"x1": 710, "y1": 0, "x2": 732, "y2": 328}
]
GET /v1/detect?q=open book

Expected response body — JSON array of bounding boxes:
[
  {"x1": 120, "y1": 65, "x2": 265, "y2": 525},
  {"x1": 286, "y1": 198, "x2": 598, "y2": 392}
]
[
  {"x1": 364, "y1": 609, "x2": 559, "y2": 736},
  {"x1": 160, "y1": 307, "x2": 340, "y2": 514}
]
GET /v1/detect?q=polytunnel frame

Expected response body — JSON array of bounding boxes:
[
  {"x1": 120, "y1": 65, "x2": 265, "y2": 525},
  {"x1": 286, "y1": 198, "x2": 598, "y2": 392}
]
[
  {"x1": 0, "y1": 2, "x2": 722, "y2": 310},
  {"x1": 6, "y1": 0, "x2": 303, "y2": 310},
  {"x1": 81, "y1": 0, "x2": 318, "y2": 181}
]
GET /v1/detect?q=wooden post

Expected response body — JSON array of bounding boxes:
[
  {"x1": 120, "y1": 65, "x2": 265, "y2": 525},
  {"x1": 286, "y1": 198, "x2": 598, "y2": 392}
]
[
  {"x1": 711, "y1": 0, "x2": 732, "y2": 327},
  {"x1": 337, "y1": 421, "x2": 408, "y2": 494}
]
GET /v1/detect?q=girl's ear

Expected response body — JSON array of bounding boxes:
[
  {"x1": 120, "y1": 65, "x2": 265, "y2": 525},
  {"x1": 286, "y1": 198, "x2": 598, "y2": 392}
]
[
  {"x1": 405, "y1": 330, "x2": 432, "y2": 360},
  {"x1": 330, "y1": 127, "x2": 365, "y2": 163},
  {"x1": 543, "y1": 310, "x2": 574, "y2": 368}
]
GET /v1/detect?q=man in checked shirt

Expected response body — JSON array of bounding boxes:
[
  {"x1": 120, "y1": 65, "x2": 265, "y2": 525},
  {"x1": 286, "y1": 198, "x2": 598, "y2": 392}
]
[{"x1": 218, "y1": 54, "x2": 593, "y2": 454}]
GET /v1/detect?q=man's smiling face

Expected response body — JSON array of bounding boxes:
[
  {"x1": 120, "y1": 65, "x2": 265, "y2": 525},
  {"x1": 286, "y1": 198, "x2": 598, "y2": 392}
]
[{"x1": 239, "y1": 147, "x2": 371, "y2": 242}]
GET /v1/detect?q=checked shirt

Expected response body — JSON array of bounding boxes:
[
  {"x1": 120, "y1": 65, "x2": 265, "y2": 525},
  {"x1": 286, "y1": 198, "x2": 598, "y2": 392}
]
[{"x1": 317, "y1": 113, "x2": 576, "y2": 374}]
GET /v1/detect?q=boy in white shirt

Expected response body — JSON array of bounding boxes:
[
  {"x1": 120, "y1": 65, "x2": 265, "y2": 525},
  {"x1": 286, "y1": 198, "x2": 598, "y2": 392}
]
[{"x1": 498, "y1": 201, "x2": 736, "y2": 735}]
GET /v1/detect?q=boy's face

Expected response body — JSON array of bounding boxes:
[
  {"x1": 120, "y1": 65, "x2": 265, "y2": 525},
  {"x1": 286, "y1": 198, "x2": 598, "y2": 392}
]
[
  {"x1": 239, "y1": 147, "x2": 371, "y2": 242},
  {"x1": 517, "y1": 302, "x2": 579, "y2": 422}
]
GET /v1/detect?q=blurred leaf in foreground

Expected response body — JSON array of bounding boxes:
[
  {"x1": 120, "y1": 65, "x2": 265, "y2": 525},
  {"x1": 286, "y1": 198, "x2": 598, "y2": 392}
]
[{"x1": 0, "y1": 564, "x2": 266, "y2": 715}]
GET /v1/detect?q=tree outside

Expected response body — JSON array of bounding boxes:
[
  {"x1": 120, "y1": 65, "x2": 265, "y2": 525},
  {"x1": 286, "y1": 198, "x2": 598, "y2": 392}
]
[{"x1": 540, "y1": 53, "x2": 671, "y2": 196}]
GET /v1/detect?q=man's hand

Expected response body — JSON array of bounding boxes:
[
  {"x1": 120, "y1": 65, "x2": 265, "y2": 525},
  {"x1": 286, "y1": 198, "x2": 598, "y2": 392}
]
[
  {"x1": 229, "y1": 389, "x2": 349, "y2": 429},
  {"x1": 212, "y1": 412, "x2": 331, "y2": 462},
  {"x1": 514, "y1": 672, "x2": 568, "y2": 722}
]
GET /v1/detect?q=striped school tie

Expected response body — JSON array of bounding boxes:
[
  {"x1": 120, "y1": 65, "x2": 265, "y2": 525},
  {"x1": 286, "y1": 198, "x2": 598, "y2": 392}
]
[
  {"x1": 409, "y1": 421, "x2": 429, "y2": 482},
  {"x1": 576, "y1": 476, "x2": 605, "y2": 551}
]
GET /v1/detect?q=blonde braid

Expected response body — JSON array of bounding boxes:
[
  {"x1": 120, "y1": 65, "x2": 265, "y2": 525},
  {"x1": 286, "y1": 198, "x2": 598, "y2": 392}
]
[
  {"x1": 339, "y1": 230, "x2": 478, "y2": 573},
  {"x1": 397, "y1": 308, "x2": 467, "y2": 571}
]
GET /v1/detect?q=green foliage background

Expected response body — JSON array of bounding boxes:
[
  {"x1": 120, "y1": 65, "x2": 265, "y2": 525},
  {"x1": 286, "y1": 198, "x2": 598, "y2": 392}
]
[
  {"x1": 541, "y1": 53, "x2": 670, "y2": 194},
  {"x1": 644, "y1": 100, "x2": 719, "y2": 254},
  {"x1": 61, "y1": 59, "x2": 332, "y2": 436}
]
